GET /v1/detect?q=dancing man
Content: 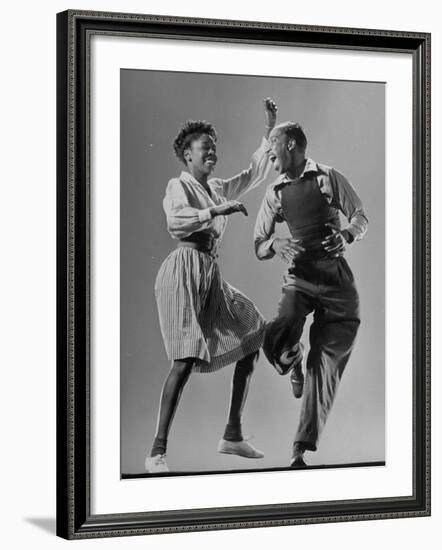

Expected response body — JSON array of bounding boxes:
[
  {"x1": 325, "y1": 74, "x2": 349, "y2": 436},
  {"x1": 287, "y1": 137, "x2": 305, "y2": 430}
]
[{"x1": 254, "y1": 121, "x2": 367, "y2": 467}]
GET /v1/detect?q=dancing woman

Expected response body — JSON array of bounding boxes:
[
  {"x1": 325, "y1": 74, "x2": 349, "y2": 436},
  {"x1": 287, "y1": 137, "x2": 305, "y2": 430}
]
[{"x1": 145, "y1": 99, "x2": 277, "y2": 473}]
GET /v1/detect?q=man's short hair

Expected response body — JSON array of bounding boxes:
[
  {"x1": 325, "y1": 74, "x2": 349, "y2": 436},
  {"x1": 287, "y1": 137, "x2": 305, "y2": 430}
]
[
  {"x1": 173, "y1": 120, "x2": 217, "y2": 165},
  {"x1": 278, "y1": 122, "x2": 308, "y2": 151}
]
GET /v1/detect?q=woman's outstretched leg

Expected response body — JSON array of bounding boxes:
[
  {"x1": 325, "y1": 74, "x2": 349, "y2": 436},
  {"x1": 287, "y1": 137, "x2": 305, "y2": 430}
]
[{"x1": 145, "y1": 358, "x2": 194, "y2": 472}]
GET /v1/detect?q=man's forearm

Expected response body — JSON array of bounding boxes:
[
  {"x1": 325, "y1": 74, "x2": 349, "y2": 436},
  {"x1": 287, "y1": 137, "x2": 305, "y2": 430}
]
[
  {"x1": 344, "y1": 211, "x2": 368, "y2": 243},
  {"x1": 255, "y1": 237, "x2": 276, "y2": 260}
]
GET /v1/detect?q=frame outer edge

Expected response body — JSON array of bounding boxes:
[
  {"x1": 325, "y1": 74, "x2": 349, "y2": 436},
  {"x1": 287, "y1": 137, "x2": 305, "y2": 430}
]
[
  {"x1": 424, "y1": 32, "x2": 431, "y2": 516},
  {"x1": 56, "y1": 10, "x2": 72, "y2": 540},
  {"x1": 67, "y1": 9, "x2": 429, "y2": 39},
  {"x1": 56, "y1": 10, "x2": 432, "y2": 538}
]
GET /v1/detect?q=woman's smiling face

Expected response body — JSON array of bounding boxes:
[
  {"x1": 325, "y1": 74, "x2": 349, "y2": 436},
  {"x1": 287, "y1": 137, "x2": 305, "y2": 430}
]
[{"x1": 184, "y1": 134, "x2": 218, "y2": 177}]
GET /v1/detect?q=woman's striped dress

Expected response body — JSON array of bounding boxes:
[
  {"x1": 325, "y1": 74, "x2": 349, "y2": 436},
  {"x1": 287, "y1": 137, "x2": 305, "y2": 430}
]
[{"x1": 155, "y1": 138, "x2": 270, "y2": 373}]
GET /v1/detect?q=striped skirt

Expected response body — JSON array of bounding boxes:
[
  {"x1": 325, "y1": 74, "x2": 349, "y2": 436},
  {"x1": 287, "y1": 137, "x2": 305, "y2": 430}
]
[{"x1": 154, "y1": 247, "x2": 265, "y2": 373}]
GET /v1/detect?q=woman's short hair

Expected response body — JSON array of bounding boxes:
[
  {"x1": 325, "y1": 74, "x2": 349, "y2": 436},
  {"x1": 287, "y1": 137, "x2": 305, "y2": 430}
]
[{"x1": 173, "y1": 120, "x2": 217, "y2": 164}]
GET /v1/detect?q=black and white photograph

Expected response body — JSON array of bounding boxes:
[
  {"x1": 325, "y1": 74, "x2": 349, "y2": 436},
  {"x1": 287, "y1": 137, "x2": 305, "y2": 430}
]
[{"x1": 120, "y1": 69, "x2": 386, "y2": 477}]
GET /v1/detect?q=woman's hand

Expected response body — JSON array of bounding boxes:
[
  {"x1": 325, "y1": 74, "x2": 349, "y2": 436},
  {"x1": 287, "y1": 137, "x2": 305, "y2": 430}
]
[
  {"x1": 271, "y1": 237, "x2": 305, "y2": 263},
  {"x1": 210, "y1": 200, "x2": 248, "y2": 217},
  {"x1": 264, "y1": 98, "x2": 278, "y2": 138}
]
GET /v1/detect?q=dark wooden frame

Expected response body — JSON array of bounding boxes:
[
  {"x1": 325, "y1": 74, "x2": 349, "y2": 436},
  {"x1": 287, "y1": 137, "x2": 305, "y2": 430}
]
[{"x1": 56, "y1": 9, "x2": 431, "y2": 539}]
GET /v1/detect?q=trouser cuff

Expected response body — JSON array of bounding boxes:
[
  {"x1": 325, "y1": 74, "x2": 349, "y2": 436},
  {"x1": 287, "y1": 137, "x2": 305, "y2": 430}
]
[{"x1": 294, "y1": 432, "x2": 317, "y2": 452}]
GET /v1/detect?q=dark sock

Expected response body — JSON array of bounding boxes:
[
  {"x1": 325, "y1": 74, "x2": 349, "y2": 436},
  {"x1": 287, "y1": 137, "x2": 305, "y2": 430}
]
[
  {"x1": 151, "y1": 436, "x2": 167, "y2": 457},
  {"x1": 223, "y1": 423, "x2": 243, "y2": 442}
]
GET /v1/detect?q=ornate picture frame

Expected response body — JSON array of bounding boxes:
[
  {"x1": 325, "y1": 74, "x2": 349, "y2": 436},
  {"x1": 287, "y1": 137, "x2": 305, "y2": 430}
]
[{"x1": 56, "y1": 9, "x2": 430, "y2": 539}]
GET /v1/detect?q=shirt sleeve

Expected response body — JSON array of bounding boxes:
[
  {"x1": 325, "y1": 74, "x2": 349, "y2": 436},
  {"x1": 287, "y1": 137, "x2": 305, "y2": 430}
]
[
  {"x1": 211, "y1": 137, "x2": 271, "y2": 201},
  {"x1": 254, "y1": 185, "x2": 283, "y2": 260},
  {"x1": 163, "y1": 178, "x2": 213, "y2": 239},
  {"x1": 329, "y1": 168, "x2": 368, "y2": 242}
]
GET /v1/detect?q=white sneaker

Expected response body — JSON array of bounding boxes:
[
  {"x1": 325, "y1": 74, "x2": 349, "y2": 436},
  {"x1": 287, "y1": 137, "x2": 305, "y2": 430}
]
[
  {"x1": 218, "y1": 438, "x2": 264, "y2": 459},
  {"x1": 145, "y1": 454, "x2": 169, "y2": 473}
]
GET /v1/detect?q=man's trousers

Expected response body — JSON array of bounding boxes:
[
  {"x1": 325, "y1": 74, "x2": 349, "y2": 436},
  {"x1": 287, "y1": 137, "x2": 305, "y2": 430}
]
[{"x1": 263, "y1": 256, "x2": 360, "y2": 451}]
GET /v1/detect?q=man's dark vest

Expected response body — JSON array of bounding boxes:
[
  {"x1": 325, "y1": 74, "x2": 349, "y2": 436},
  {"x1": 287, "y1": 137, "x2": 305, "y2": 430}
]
[{"x1": 280, "y1": 172, "x2": 340, "y2": 256}]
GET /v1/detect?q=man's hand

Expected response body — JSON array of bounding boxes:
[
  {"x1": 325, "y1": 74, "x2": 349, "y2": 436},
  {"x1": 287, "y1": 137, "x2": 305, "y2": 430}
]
[
  {"x1": 272, "y1": 237, "x2": 305, "y2": 264},
  {"x1": 322, "y1": 223, "x2": 351, "y2": 256},
  {"x1": 264, "y1": 98, "x2": 278, "y2": 138},
  {"x1": 210, "y1": 200, "x2": 248, "y2": 217}
]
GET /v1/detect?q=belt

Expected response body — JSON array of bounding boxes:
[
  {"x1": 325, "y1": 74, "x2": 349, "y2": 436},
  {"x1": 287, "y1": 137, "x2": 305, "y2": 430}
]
[
  {"x1": 297, "y1": 248, "x2": 343, "y2": 261},
  {"x1": 177, "y1": 234, "x2": 217, "y2": 257}
]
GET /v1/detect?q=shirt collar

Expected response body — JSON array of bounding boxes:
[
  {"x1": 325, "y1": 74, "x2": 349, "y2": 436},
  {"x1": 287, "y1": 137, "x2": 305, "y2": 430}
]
[
  {"x1": 179, "y1": 170, "x2": 217, "y2": 187},
  {"x1": 179, "y1": 171, "x2": 215, "y2": 199},
  {"x1": 281, "y1": 158, "x2": 318, "y2": 183}
]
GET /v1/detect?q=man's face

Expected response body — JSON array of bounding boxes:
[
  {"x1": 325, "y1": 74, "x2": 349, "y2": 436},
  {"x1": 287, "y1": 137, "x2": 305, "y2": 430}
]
[
  {"x1": 269, "y1": 127, "x2": 291, "y2": 173},
  {"x1": 184, "y1": 134, "x2": 218, "y2": 176}
]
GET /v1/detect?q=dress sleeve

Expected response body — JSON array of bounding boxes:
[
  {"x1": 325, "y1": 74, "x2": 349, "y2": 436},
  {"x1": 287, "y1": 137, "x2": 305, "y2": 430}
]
[
  {"x1": 329, "y1": 168, "x2": 368, "y2": 242},
  {"x1": 163, "y1": 178, "x2": 213, "y2": 239},
  {"x1": 254, "y1": 185, "x2": 283, "y2": 260},
  {"x1": 211, "y1": 137, "x2": 271, "y2": 201}
]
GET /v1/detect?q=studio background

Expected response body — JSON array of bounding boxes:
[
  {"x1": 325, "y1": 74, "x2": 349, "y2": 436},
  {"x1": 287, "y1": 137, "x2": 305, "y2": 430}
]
[{"x1": 120, "y1": 69, "x2": 385, "y2": 475}]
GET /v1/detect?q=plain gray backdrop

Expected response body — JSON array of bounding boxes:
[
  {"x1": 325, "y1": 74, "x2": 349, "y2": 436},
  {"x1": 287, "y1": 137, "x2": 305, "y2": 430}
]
[{"x1": 120, "y1": 69, "x2": 385, "y2": 475}]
